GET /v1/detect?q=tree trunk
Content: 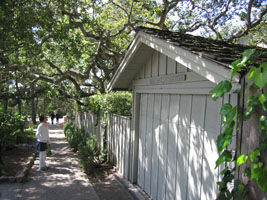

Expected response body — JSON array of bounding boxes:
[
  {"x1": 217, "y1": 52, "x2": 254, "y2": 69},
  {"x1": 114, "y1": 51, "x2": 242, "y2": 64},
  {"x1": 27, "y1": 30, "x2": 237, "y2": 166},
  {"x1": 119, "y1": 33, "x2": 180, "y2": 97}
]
[
  {"x1": 238, "y1": 75, "x2": 267, "y2": 200},
  {"x1": 31, "y1": 84, "x2": 37, "y2": 124},
  {"x1": 4, "y1": 99, "x2": 8, "y2": 111},
  {"x1": 43, "y1": 97, "x2": 46, "y2": 115},
  {"x1": 15, "y1": 71, "x2": 22, "y2": 115},
  {"x1": 18, "y1": 100, "x2": 22, "y2": 115}
]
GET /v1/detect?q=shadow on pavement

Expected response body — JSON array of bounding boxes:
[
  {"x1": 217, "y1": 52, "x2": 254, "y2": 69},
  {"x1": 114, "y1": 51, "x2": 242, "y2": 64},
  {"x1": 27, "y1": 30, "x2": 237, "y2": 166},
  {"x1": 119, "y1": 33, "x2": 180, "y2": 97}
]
[{"x1": 18, "y1": 125, "x2": 99, "y2": 200}]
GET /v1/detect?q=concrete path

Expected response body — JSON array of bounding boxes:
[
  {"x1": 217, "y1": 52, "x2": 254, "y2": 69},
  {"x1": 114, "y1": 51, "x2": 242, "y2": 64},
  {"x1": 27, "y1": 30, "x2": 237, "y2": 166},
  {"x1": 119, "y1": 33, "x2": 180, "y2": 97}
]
[
  {"x1": 0, "y1": 122, "x2": 146, "y2": 200},
  {"x1": 0, "y1": 124, "x2": 99, "y2": 200}
]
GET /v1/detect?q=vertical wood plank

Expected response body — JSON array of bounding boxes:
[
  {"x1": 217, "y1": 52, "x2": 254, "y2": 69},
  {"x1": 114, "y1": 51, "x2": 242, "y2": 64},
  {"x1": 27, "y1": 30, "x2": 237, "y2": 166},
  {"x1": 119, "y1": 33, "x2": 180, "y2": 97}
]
[
  {"x1": 157, "y1": 94, "x2": 170, "y2": 200},
  {"x1": 145, "y1": 57, "x2": 152, "y2": 78},
  {"x1": 138, "y1": 94, "x2": 147, "y2": 188},
  {"x1": 118, "y1": 116, "x2": 121, "y2": 171},
  {"x1": 150, "y1": 94, "x2": 161, "y2": 200},
  {"x1": 132, "y1": 92, "x2": 141, "y2": 183},
  {"x1": 187, "y1": 95, "x2": 206, "y2": 200},
  {"x1": 152, "y1": 51, "x2": 159, "y2": 77},
  {"x1": 107, "y1": 114, "x2": 111, "y2": 162},
  {"x1": 167, "y1": 57, "x2": 176, "y2": 75},
  {"x1": 166, "y1": 94, "x2": 180, "y2": 200},
  {"x1": 159, "y1": 53, "x2": 167, "y2": 76},
  {"x1": 121, "y1": 117, "x2": 125, "y2": 175},
  {"x1": 115, "y1": 115, "x2": 118, "y2": 166},
  {"x1": 177, "y1": 62, "x2": 187, "y2": 73},
  {"x1": 139, "y1": 65, "x2": 145, "y2": 79},
  {"x1": 144, "y1": 94, "x2": 154, "y2": 194},
  {"x1": 125, "y1": 118, "x2": 130, "y2": 179},
  {"x1": 201, "y1": 96, "x2": 222, "y2": 200},
  {"x1": 175, "y1": 95, "x2": 192, "y2": 200}
]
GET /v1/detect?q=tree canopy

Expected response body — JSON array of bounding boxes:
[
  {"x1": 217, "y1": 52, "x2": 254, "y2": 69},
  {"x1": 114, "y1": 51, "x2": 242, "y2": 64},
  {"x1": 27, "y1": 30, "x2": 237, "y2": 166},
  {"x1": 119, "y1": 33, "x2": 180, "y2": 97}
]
[{"x1": 0, "y1": 0, "x2": 266, "y2": 113}]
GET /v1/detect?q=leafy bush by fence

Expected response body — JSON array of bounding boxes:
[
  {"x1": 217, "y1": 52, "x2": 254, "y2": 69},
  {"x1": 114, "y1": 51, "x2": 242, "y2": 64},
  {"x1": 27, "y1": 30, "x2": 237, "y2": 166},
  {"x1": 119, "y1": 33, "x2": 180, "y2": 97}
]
[
  {"x1": 87, "y1": 91, "x2": 132, "y2": 116},
  {"x1": 64, "y1": 122, "x2": 100, "y2": 174}
]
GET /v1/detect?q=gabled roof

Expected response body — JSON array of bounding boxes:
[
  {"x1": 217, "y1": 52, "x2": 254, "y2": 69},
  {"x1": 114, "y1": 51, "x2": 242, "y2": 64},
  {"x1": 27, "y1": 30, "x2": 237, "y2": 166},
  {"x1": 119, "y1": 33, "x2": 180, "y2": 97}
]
[{"x1": 108, "y1": 27, "x2": 266, "y2": 91}]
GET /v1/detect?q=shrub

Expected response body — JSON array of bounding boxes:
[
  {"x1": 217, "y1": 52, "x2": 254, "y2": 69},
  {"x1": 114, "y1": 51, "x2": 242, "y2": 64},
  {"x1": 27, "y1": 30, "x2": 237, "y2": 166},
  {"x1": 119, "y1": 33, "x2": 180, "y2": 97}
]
[
  {"x1": 64, "y1": 124, "x2": 85, "y2": 152},
  {"x1": 64, "y1": 122, "x2": 100, "y2": 175},
  {"x1": 87, "y1": 91, "x2": 132, "y2": 116},
  {"x1": 0, "y1": 107, "x2": 26, "y2": 150},
  {"x1": 15, "y1": 128, "x2": 35, "y2": 144},
  {"x1": 78, "y1": 135, "x2": 99, "y2": 174}
]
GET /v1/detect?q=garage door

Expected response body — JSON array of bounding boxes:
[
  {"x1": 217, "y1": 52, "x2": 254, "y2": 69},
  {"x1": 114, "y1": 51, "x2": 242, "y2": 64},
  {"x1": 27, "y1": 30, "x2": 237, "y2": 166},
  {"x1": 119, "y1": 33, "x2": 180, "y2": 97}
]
[{"x1": 137, "y1": 93, "x2": 226, "y2": 200}]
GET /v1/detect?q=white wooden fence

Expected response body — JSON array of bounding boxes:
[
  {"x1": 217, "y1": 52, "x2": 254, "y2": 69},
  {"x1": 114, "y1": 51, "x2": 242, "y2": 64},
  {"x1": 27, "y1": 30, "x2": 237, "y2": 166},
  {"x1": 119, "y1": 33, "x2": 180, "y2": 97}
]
[
  {"x1": 74, "y1": 111, "x2": 131, "y2": 179},
  {"x1": 107, "y1": 113, "x2": 131, "y2": 179},
  {"x1": 74, "y1": 111, "x2": 96, "y2": 137}
]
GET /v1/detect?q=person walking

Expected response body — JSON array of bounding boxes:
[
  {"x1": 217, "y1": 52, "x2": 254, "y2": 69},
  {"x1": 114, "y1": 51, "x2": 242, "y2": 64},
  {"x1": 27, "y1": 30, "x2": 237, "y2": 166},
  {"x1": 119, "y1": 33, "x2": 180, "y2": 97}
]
[
  {"x1": 36, "y1": 115, "x2": 50, "y2": 171},
  {"x1": 56, "y1": 112, "x2": 60, "y2": 124},
  {"x1": 50, "y1": 111, "x2": 55, "y2": 124}
]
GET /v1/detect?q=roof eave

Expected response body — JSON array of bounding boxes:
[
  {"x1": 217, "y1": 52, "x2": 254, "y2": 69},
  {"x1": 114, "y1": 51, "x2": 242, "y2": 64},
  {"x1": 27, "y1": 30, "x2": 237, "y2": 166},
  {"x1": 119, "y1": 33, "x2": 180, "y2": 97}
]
[{"x1": 108, "y1": 31, "x2": 241, "y2": 92}]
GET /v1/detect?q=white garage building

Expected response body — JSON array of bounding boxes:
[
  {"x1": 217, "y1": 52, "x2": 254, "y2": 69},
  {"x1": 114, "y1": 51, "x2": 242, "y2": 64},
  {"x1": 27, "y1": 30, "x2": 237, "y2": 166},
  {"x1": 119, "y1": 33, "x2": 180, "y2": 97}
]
[{"x1": 108, "y1": 27, "x2": 265, "y2": 200}]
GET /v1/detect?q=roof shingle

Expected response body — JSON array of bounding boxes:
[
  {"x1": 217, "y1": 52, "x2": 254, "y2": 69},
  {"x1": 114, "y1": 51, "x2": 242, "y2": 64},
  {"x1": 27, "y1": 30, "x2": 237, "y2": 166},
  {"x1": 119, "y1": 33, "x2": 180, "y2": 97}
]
[{"x1": 137, "y1": 27, "x2": 267, "y2": 71}]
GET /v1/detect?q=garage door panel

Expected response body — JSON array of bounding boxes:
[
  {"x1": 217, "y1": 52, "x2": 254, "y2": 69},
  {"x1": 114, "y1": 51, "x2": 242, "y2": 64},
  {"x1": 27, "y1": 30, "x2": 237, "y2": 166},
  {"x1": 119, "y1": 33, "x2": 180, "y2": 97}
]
[
  {"x1": 138, "y1": 94, "x2": 148, "y2": 188},
  {"x1": 157, "y1": 94, "x2": 170, "y2": 200},
  {"x1": 176, "y1": 125, "x2": 190, "y2": 200},
  {"x1": 166, "y1": 95, "x2": 180, "y2": 200},
  {"x1": 150, "y1": 94, "x2": 161, "y2": 200},
  {"x1": 144, "y1": 94, "x2": 154, "y2": 194},
  {"x1": 187, "y1": 95, "x2": 206, "y2": 200},
  {"x1": 190, "y1": 95, "x2": 206, "y2": 129},
  {"x1": 138, "y1": 93, "x2": 223, "y2": 200},
  {"x1": 179, "y1": 95, "x2": 192, "y2": 127},
  {"x1": 175, "y1": 95, "x2": 192, "y2": 200}
]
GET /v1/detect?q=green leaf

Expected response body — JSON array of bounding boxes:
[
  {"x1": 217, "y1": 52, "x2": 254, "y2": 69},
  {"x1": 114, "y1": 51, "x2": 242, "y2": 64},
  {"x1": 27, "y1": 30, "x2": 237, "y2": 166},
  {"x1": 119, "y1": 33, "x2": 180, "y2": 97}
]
[
  {"x1": 257, "y1": 168, "x2": 267, "y2": 192},
  {"x1": 254, "y1": 71, "x2": 267, "y2": 90},
  {"x1": 210, "y1": 80, "x2": 232, "y2": 101},
  {"x1": 231, "y1": 49, "x2": 257, "y2": 81},
  {"x1": 247, "y1": 96, "x2": 259, "y2": 107},
  {"x1": 251, "y1": 167, "x2": 262, "y2": 181},
  {"x1": 221, "y1": 105, "x2": 237, "y2": 126},
  {"x1": 248, "y1": 67, "x2": 258, "y2": 80},
  {"x1": 259, "y1": 94, "x2": 267, "y2": 105},
  {"x1": 259, "y1": 116, "x2": 267, "y2": 131},
  {"x1": 216, "y1": 150, "x2": 232, "y2": 168},
  {"x1": 249, "y1": 149, "x2": 260, "y2": 163},
  {"x1": 231, "y1": 59, "x2": 242, "y2": 80},
  {"x1": 241, "y1": 49, "x2": 257, "y2": 64},
  {"x1": 237, "y1": 154, "x2": 248, "y2": 166},
  {"x1": 243, "y1": 106, "x2": 255, "y2": 121},
  {"x1": 217, "y1": 181, "x2": 227, "y2": 191},
  {"x1": 259, "y1": 132, "x2": 267, "y2": 143},
  {"x1": 260, "y1": 62, "x2": 267, "y2": 70},
  {"x1": 220, "y1": 103, "x2": 233, "y2": 116},
  {"x1": 234, "y1": 180, "x2": 245, "y2": 200},
  {"x1": 217, "y1": 123, "x2": 234, "y2": 152},
  {"x1": 220, "y1": 167, "x2": 229, "y2": 175},
  {"x1": 251, "y1": 69, "x2": 267, "y2": 90}
]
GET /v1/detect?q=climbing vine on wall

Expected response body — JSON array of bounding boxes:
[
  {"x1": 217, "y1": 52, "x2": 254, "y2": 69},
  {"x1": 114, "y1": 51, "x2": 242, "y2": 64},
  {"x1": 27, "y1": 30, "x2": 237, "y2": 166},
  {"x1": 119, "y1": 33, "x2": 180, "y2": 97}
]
[{"x1": 210, "y1": 49, "x2": 267, "y2": 199}]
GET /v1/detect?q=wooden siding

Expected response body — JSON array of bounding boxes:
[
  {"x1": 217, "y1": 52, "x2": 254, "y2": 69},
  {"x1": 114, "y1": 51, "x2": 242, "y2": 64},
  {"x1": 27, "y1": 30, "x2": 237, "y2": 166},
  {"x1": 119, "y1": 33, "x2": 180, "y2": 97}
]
[{"x1": 133, "y1": 51, "x2": 216, "y2": 95}]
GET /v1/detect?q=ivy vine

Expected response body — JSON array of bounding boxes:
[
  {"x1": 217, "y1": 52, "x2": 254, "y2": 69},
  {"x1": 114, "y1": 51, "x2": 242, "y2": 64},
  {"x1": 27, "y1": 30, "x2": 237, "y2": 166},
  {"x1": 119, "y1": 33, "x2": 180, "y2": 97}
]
[{"x1": 210, "y1": 49, "x2": 267, "y2": 199}]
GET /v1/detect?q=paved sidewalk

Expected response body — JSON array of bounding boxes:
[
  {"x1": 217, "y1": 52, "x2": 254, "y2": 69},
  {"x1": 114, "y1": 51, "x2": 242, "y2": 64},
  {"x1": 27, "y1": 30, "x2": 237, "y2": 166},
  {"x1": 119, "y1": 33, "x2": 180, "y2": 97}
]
[
  {"x1": 0, "y1": 123, "x2": 145, "y2": 200},
  {"x1": 0, "y1": 124, "x2": 99, "y2": 200}
]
